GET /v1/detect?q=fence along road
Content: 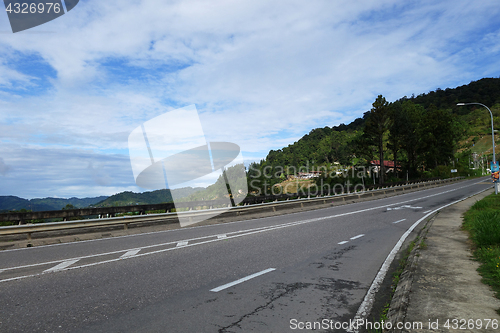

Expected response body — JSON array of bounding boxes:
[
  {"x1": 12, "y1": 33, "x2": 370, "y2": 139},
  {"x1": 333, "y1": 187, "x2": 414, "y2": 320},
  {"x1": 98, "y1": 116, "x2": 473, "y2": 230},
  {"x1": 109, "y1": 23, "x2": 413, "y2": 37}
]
[
  {"x1": 0, "y1": 177, "x2": 462, "y2": 242},
  {"x1": 0, "y1": 177, "x2": 492, "y2": 332}
]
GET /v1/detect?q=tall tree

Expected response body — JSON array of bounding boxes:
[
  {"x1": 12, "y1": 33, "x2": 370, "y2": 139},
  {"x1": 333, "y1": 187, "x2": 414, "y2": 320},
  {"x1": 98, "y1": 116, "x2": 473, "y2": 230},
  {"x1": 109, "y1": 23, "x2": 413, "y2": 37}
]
[
  {"x1": 363, "y1": 95, "x2": 390, "y2": 184},
  {"x1": 418, "y1": 106, "x2": 455, "y2": 168},
  {"x1": 388, "y1": 102, "x2": 404, "y2": 178},
  {"x1": 400, "y1": 101, "x2": 424, "y2": 178}
]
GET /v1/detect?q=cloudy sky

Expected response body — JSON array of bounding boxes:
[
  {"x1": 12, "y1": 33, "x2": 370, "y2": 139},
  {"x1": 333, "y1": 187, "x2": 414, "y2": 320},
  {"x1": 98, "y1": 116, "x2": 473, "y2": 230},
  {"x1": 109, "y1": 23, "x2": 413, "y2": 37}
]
[{"x1": 0, "y1": 0, "x2": 499, "y2": 199}]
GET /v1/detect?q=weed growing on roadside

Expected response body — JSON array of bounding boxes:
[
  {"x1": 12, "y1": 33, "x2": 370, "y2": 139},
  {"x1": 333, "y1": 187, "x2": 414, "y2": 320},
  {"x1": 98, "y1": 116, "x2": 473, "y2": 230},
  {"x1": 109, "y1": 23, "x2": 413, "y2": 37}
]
[{"x1": 463, "y1": 194, "x2": 500, "y2": 310}]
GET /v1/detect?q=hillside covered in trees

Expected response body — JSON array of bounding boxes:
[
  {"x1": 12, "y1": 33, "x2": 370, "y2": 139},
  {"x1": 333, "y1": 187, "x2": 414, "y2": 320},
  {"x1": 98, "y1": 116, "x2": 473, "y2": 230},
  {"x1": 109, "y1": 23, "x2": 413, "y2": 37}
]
[{"x1": 247, "y1": 78, "x2": 500, "y2": 194}]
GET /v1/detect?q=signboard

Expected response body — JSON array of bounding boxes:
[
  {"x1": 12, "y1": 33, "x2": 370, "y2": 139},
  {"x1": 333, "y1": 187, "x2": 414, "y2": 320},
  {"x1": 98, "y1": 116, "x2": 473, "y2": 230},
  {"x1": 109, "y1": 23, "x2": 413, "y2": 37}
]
[{"x1": 491, "y1": 161, "x2": 499, "y2": 183}]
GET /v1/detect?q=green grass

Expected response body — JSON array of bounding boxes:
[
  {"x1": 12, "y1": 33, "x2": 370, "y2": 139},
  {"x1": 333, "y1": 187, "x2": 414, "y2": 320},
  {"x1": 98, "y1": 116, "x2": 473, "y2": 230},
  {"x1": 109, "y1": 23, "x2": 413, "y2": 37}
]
[
  {"x1": 471, "y1": 135, "x2": 495, "y2": 154},
  {"x1": 463, "y1": 194, "x2": 500, "y2": 306}
]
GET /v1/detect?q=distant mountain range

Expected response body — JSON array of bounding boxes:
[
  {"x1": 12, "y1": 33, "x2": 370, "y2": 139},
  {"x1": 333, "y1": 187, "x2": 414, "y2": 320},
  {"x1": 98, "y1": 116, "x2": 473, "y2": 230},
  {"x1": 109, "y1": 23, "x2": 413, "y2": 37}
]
[
  {"x1": 0, "y1": 196, "x2": 108, "y2": 212},
  {"x1": 0, "y1": 187, "x2": 204, "y2": 212},
  {"x1": 93, "y1": 187, "x2": 203, "y2": 207}
]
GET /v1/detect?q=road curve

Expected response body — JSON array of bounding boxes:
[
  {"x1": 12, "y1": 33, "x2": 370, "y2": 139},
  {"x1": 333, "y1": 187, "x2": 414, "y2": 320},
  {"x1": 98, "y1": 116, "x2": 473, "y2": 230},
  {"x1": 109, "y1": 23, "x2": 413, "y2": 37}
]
[{"x1": 0, "y1": 177, "x2": 492, "y2": 332}]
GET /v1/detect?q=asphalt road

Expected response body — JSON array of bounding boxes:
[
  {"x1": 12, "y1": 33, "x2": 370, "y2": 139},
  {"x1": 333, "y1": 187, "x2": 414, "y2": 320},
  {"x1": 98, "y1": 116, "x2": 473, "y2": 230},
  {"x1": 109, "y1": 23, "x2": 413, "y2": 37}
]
[{"x1": 0, "y1": 177, "x2": 492, "y2": 333}]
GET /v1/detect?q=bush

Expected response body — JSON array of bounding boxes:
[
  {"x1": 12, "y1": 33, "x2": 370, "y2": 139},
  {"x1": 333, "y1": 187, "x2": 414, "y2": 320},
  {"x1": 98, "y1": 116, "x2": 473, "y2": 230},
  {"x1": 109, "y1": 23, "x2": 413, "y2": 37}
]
[
  {"x1": 469, "y1": 211, "x2": 500, "y2": 247},
  {"x1": 463, "y1": 194, "x2": 500, "y2": 300}
]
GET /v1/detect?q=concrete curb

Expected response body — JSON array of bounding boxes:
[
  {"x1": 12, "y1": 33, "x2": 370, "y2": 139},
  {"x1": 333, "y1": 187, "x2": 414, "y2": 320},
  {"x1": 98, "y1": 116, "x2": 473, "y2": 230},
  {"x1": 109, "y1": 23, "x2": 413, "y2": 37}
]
[
  {"x1": 384, "y1": 187, "x2": 499, "y2": 333},
  {"x1": 385, "y1": 214, "x2": 434, "y2": 332}
]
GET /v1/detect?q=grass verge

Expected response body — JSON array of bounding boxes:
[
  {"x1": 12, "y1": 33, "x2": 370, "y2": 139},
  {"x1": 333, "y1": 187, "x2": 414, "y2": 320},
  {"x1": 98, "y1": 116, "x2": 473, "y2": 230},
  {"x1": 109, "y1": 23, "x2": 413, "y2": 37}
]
[{"x1": 462, "y1": 193, "x2": 500, "y2": 313}]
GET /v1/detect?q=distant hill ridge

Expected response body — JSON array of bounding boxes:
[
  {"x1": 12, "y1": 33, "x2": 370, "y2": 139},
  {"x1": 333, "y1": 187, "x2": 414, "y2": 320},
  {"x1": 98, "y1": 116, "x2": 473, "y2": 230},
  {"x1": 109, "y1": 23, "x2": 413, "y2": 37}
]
[
  {"x1": 0, "y1": 187, "x2": 203, "y2": 212},
  {"x1": 94, "y1": 187, "x2": 203, "y2": 207},
  {"x1": 0, "y1": 196, "x2": 108, "y2": 212}
]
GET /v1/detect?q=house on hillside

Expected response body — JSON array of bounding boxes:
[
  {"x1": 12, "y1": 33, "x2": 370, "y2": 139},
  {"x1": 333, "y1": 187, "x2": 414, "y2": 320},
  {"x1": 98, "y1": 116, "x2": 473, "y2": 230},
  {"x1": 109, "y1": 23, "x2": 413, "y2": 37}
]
[
  {"x1": 370, "y1": 160, "x2": 401, "y2": 173},
  {"x1": 296, "y1": 171, "x2": 322, "y2": 179}
]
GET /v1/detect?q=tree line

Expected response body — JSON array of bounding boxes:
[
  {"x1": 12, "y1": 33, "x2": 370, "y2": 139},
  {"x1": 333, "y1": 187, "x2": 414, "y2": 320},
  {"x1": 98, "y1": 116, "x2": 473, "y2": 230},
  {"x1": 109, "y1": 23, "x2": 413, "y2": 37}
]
[{"x1": 247, "y1": 77, "x2": 500, "y2": 194}]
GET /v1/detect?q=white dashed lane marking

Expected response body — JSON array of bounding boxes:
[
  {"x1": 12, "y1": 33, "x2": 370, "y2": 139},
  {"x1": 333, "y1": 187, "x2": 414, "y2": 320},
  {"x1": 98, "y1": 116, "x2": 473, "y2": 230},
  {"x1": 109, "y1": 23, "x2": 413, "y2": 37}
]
[
  {"x1": 210, "y1": 268, "x2": 276, "y2": 292},
  {"x1": 392, "y1": 219, "x2": 406, "y2": 224},
  {"x1": 350, "y1": 234, "x2": 365, "y2": 240},
  {"x1": 338, "y1": 234, "x2": 365, "y2": 245}
]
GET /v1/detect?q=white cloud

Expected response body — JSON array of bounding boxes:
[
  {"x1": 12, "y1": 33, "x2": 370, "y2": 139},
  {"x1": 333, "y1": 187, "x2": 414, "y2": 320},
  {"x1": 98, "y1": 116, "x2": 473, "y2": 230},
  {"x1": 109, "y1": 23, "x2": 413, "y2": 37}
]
[{"x1": 0, "y1": 0, "x2": 499, "y2": 198}]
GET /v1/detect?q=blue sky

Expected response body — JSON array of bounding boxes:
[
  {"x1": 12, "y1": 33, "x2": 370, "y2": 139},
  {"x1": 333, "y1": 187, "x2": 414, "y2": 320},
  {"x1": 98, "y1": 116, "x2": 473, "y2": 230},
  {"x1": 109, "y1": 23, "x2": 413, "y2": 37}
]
[{"x1": 0, "y1": 0, "x2": 500, "y2": 199}]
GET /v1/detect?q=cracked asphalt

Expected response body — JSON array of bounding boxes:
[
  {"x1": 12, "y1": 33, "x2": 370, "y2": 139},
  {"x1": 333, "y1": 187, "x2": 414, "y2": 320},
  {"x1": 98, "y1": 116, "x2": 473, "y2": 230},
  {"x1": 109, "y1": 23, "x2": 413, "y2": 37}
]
[{"x1": 0, "y1": 178, "x2": 492, "y2": 332}]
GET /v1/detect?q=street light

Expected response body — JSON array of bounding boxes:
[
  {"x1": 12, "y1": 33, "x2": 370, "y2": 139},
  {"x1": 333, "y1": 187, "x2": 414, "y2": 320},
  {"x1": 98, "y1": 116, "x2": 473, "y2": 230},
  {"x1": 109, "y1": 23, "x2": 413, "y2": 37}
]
[{"x1": 457, "y1": 102, "x2": 498, "y2": 194}]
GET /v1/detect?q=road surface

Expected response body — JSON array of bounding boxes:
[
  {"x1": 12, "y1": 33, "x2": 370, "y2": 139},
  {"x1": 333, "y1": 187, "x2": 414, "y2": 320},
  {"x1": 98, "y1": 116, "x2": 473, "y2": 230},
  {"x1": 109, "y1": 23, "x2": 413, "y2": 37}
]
[{"x1": 0, "y1": 177, "x2": 492, "y2": 332}]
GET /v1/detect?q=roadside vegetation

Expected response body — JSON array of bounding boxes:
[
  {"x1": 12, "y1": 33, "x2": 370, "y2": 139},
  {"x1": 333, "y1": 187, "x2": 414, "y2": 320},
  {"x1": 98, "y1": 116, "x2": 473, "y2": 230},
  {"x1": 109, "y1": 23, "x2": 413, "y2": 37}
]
[
  {"x1": 463, "y1": 193, "x2": 500, "y2": 312},
  {"x1": 247, "y1": 78, "x2": 500, "y2": 195}
]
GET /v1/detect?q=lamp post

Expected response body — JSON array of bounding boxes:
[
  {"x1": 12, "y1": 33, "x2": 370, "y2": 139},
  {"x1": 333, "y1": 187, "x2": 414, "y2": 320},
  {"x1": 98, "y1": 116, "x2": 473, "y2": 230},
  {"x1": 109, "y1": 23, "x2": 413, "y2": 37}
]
[{"x1": 457, "y1": 102, "x2": 498, "y2": 194}]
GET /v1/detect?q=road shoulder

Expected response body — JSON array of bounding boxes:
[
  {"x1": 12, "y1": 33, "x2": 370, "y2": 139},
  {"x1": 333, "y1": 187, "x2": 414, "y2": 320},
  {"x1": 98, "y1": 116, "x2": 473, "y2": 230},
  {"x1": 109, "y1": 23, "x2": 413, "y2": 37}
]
[{"x1": 386, "y1": 188, "x2": 500, "y2": 332}]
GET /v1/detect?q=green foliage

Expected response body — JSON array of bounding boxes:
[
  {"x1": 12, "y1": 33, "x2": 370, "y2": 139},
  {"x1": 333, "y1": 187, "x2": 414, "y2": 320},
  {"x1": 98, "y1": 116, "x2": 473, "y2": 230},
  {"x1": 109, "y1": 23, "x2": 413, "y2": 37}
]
[
  {"x1": 249, "y1": 78, "x2": 500, "y2": 189},
  {"x1": 463, "y1": 194, "x2": 500, "y2": 299},
  {"x1": 181, "y1": 164, "x2": 247, "y2": 201},
  {"x1": 418, "y1": 106, "x2": 456, "y2": 168},
  {"x1": 363, "y1": 95, "x2": 390, "y2": 184}
]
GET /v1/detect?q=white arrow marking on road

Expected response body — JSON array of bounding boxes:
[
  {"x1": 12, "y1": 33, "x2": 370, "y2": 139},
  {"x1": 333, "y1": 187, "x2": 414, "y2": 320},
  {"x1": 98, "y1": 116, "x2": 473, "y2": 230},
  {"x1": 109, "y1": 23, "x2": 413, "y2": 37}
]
[
  {"x1": 44, "y1": 260, "x2": 80, "y2": 273},
  {"x1": 120, "y1": 249, "x2": 141, "y2": 258}
]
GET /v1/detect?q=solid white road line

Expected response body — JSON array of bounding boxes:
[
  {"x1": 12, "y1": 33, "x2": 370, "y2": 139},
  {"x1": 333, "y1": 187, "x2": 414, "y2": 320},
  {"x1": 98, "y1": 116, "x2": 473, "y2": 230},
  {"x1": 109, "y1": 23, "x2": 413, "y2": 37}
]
[
  {"x1": 392, "y1": 219, "x2": 406, "y2": 224},
  {"x1": 350, "y1": 234, "x2": 364, "y2": 240},
  {"x1": 120, "y1": 249, "x2": 140, "y2": 258},
  {"x1": 338, "y1": 241, "x2": 349, "y2": 245},
  {"x1": 210, "y1": 268, "x2": 276, "y2": 292},
  {"x1": 44, "y1": 259, "x2": 80, "y2": 273}
]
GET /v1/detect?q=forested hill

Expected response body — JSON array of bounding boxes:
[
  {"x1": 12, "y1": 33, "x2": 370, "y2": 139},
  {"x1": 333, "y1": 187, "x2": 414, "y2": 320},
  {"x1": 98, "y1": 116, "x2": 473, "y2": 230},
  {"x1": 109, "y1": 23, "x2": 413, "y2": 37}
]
[
  {"x1": 407, "y1": 78, "x2": 500, "y2": 112},
  {"x1": 257, "y1": 77, "x2": 500, "y2": 174}
]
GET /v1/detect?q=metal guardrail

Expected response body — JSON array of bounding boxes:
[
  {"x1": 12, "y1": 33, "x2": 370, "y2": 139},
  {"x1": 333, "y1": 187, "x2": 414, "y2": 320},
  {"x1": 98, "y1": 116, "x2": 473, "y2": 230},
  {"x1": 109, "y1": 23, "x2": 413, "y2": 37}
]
[{"x1": 0, "y1": 177, "x2": 464, "y2": 240}]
